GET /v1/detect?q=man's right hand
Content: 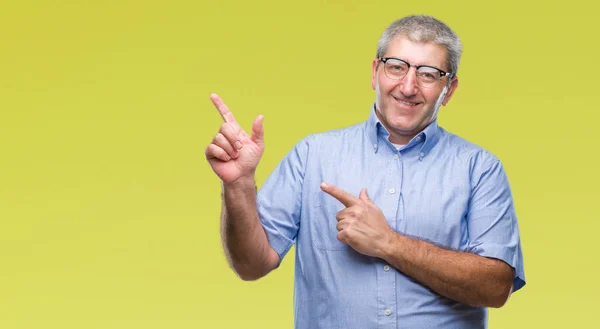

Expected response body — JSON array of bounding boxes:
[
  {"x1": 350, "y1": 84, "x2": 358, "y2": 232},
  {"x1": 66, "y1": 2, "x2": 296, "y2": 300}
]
[{"x1": 205, "y1": 93, "x2": 265, "y2": 185}]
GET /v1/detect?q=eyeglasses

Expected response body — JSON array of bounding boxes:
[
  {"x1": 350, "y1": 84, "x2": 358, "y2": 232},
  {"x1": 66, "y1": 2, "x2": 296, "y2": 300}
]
[{"x1": 378, "y1": 57, "x2": 454, "y2": 89}]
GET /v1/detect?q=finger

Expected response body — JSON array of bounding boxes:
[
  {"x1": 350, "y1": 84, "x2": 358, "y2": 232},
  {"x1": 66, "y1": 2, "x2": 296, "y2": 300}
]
[
  {"x1": 220, "y1": 122, "x2": 243, "y2": 151},
  {"x1": 337, "y1": 231, "x2": 349, "y2": 244},
  {"x1": 251, "y1": 115, "x2": 264, "y2": 148},
  {"x1": 320, "y1": 182, "x2": 359, "y2": 207},
  {"x1": 336, "y1": 220, "x2": 350, "y2": 231},
  {"x1": 359, "y1": 188, "x2": 371, "y2": 202},
  {"x1": 212, "y1": 133, "x2": 238, "y2": 158},
  {"x1": 210, "y1": 93, "x2": 240, "y2": 129},
  {"x1": 336, "y1": 207, "x2": 359, "y2": 222},
  {"x1": 205, "y1": 144, "x2": 231, "y2": 162}
]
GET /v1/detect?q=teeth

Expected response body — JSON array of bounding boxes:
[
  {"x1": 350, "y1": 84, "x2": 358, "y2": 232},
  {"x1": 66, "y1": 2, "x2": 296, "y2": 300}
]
[{"x1": 395, "y1": 97, "x2": 417, "y2": 106}]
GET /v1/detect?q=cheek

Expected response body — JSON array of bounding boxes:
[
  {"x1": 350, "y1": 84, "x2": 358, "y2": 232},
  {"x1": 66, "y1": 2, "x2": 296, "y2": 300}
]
[
  {"x1": 424, "y1": 89, "x2": 443, "y2": 104},
  {"x1": 376, "y1": 78, "x2": 395, "y2": 95}
]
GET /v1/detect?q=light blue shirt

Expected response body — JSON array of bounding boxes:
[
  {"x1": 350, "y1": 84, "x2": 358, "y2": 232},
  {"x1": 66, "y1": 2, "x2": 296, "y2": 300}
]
[{"x1": 257, "y1": 107, "x2": 526, "y2": 329}]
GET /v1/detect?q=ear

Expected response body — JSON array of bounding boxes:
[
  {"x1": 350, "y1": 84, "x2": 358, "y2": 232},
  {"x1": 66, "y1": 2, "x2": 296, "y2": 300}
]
[
  {"x1": 442, "y1": 76, "x2": 459, "y2": 106},
  {"x1": 371, "y1": 58, "x2": 379, "y2": 90}
]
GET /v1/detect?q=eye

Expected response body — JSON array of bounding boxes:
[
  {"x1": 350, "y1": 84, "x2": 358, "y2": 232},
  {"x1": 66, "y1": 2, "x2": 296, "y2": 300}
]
[
  {"x1": 417, "y1": 70, "x2": 439, "y2": 82},
  {"x1": 387, "y1": 63, "x2": 408, "y2": 73}
]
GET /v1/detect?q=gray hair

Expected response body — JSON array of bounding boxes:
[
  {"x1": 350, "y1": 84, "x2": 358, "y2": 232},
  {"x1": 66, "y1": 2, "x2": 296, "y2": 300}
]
[{"x1": 376, "y1": 15, "x2": 462, "y2": 76}]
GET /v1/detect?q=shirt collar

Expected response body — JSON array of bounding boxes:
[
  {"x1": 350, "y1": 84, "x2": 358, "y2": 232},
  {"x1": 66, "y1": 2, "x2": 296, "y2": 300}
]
[
  {"x1": 366, "y1": 103, "x2": 442, "y2": 158},
  {"x1": 366, "y1": 104, "x2": 382, "y2": 153}
]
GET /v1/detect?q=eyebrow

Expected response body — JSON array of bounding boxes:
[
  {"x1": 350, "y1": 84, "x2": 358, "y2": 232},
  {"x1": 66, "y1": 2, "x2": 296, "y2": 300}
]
[{"x1": 383, "y1": 57, "x2": 446, "y2": 72}]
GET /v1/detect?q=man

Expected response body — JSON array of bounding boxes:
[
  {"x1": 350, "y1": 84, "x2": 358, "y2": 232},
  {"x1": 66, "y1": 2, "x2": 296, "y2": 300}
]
[{"x1": 205, "y1": 15, "x2": 525, "y2": 329}]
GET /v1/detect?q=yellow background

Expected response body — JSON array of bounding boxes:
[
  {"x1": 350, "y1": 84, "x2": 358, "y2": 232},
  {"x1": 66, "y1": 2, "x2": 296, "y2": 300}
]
[{"x1": 1, "y1": 0, "x2": 598, "y2": 328}]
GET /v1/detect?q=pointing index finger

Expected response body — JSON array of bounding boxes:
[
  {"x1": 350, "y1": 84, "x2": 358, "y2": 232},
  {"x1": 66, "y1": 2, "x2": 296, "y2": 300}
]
[
  {"x1": 210, "y1": 93, "x2": 238, "y2": 125},
  {"x1": 320, "y1": 182, "x2": 359, "y2": 208}
]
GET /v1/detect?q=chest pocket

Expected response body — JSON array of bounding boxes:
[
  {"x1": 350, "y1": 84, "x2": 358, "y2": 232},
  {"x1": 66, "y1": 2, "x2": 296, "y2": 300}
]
[
  {"x1": 310, "y1": 196, "x2": 350, "y2": 251},
  {"x1": 402, "y1": 187, "x2": 469, "y2": 249}
]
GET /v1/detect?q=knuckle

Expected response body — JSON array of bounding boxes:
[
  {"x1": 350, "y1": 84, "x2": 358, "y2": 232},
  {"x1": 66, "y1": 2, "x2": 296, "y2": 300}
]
[
  {"x1": 348, "y1": 208, "x2": 358, "y2": 218},
  {"x1": 220, "y1": 123, "x2": 231, "y2": 134},
  {"x1": 213, "y1": 133, "x2": 223, "y2": 142},
  {"x1": 356, "y1": 207, "x2": 365, "y2": 218}
]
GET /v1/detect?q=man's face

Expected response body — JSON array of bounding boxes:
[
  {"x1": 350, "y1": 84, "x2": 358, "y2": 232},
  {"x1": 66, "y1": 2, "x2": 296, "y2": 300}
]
[{"x1": 371, "y1": 36, "x2": 458, "y2": 144}]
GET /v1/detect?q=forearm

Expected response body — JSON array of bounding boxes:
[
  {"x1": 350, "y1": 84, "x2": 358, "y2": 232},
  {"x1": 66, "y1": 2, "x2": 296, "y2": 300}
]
[
  {"x1": 221, "y1": 177, "x2": 279, "y2": 281},
  {"x1": 382, "y1": 233, "x2": 513, "y2": 308}
]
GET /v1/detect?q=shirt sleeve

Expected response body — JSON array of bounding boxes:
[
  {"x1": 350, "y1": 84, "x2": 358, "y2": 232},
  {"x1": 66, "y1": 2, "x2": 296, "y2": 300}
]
[
  {"x1": 256, "y1": 138, "x2": 309, "y2": 263},
  {"x1": 466, "y1": 156, "x2": 526, "y2": 292}
]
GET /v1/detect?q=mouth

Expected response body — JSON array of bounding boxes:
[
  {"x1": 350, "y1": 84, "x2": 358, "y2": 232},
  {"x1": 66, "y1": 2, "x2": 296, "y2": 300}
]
[{"x1": 392, "y1": 96, "x2": 420, "y2": 108}]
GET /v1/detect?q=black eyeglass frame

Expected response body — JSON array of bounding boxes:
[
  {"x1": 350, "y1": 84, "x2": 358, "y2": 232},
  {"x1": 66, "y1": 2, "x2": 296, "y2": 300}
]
[{"x1": 378, "y1": 57, "x2": 455, "y2": 87}]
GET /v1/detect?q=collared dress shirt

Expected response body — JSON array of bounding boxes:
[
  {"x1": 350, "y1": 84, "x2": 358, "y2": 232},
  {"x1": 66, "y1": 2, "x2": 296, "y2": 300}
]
[{"x1": 257, "y1": 107, "x2": 526, "y2": 329}]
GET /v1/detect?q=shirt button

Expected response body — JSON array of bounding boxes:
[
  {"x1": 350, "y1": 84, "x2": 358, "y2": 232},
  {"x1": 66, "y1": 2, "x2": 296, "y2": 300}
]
[
  {"x1": 416, "y1": 136, "x2": 422, "y2": 141},
  {"x1": 389, "y1": 188, "x2": 395, "y2": 194},
  {"x1": 393, "y1": 154, "x2": 399, "y2": 160},
  {"x1": 420, "y1": 152, "x2": 425, "y2": 157},
  {"x1": 373, "y1": 144, "x2": 378, "y2": 149},
  {"x1": 383, "y1": 265, "x2": 390, "y2": 272},
  {"x1": 385, "y1": 309, "x2": 392, "y2": 316}
]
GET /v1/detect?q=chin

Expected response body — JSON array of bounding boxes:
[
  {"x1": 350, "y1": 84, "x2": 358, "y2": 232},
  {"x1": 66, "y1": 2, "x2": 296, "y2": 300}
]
[
  {"x1": 387, "y1": 116, "x2": 414, "y2": 129},
  {"x1": 390, "y1": 117, "x2": 428, "y2": 134}
]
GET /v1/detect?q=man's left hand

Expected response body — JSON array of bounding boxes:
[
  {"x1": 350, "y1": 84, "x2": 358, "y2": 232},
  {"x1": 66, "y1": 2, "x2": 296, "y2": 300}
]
[{"x1": 320, "y1": 182, "x2": 395, "y2": 258}]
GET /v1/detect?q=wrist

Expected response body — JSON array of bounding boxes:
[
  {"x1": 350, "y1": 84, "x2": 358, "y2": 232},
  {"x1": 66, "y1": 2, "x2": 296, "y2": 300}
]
[
  {"x1": 379, "y1": 230, "x2": 399, "y2": 260},
  {"x1": 222, "y1": 175, "x2": 256, "y2": 193}
]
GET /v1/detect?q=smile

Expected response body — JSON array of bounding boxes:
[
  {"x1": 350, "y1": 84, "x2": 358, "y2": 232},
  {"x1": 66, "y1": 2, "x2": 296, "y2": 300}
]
[{"x1": 393, "y1": 96, "x2": 420, "y2": 107}]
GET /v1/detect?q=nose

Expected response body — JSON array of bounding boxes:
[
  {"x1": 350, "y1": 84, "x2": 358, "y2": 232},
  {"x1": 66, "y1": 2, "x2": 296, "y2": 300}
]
[{"x1": 399, "y1": 68, "x2": 419, "y2": 97}]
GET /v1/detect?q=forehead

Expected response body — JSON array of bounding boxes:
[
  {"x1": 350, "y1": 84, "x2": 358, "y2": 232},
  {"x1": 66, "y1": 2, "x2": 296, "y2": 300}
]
[{"x1": 384, "y1": 36, "x2": 447, "y2": 69}]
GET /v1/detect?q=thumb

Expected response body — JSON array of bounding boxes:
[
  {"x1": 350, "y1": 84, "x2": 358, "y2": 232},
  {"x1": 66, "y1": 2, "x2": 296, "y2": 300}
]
[
  {"x1": 359, "y1": 188, "x2": 371, "y2": 202},
  {"x1": 251, "y1": 115, "x2": 264, "y2": 148}
]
